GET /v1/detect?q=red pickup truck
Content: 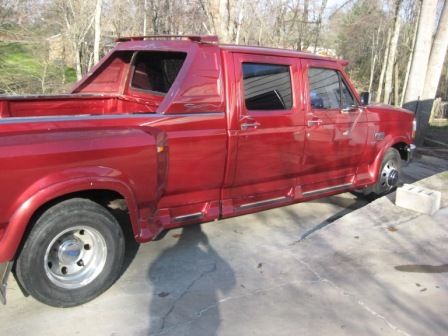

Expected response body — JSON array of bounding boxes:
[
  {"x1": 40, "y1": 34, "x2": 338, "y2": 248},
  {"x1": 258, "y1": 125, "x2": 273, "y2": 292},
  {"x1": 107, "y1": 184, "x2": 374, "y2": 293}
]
[{"x1": 0, "y1": 35, "x2": 415, "y2": 307}]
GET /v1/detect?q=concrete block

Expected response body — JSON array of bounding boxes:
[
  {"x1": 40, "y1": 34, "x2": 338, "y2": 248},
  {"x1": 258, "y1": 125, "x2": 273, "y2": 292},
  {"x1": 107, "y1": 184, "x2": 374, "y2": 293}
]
[{"x1": 396, "y1": 184, "x2": 441, "y2": 215}]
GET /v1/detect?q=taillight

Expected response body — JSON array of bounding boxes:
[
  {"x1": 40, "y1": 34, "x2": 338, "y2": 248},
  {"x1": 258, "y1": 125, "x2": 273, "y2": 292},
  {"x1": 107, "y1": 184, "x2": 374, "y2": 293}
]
[{"x1": 412, "y1": 118, "x2": 417, "y2": 140}]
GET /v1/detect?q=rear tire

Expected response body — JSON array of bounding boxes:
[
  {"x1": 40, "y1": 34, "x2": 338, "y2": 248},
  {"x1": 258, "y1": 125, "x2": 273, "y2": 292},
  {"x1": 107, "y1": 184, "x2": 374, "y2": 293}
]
[{"x1": 16, "y1": 198, "x2": 125, "y2": 307}]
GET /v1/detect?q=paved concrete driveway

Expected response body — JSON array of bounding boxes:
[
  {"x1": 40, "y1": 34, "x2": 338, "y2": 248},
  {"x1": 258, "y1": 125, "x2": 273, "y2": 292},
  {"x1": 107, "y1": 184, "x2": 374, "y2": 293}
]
[{"x1": 0, "y1": 155, "x2": 446, "y2": 336}]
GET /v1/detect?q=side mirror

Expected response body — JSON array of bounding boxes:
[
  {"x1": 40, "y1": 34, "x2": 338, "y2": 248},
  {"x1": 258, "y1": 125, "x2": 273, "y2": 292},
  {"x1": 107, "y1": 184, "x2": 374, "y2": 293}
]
[{"x1": 360, "y1": 92, "x2": 370, "y2": 106}]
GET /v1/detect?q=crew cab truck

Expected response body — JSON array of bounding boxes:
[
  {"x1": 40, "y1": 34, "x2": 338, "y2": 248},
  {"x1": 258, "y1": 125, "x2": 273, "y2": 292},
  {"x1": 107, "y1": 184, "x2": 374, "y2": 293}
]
[{"x1": 0, "y1": 35, "x2": 416, "y2": 307}]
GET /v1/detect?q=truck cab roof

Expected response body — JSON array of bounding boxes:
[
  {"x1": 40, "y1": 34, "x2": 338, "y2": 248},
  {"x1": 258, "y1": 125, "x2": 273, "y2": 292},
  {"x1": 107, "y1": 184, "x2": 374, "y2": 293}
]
[{"x1": 113, "y1": 35, "x2": 343, "y2": 64}]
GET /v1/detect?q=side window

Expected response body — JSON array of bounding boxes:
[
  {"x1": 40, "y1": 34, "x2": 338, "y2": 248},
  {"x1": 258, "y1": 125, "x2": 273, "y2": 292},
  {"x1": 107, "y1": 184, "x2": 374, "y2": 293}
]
[
  {"x1": 242, "y1": 63, "x2": 292, "y2": 110},
  {"x1": 341, "y1": 79, "x2": 355, "y2": 108},
  {"x1": 308, "y1": 68, "x2": 358, "y2": 110},
  {"x1": 131, "y1": 51, "x2": 187, "y2": 94},
  {"x1": 308, "y1": 68, "x2": 340, "y2": 109}
]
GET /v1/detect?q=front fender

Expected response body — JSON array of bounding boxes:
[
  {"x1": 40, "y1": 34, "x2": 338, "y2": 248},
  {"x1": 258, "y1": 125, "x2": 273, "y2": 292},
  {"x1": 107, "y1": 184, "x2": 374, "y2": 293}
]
[
  {"x1": 369, "y1": 135, "x2": 411, "y2": 182},
  {"x1": 0, "y1": 173, "x2": 139, "y2": 262}
]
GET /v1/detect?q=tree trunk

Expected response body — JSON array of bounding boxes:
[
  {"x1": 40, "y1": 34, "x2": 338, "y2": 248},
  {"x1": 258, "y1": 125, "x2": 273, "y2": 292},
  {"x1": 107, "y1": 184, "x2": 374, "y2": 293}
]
[
  {"x1": 41, "y1": 62, "x2": 48, "y2": 94},
  {"x1": 369, "y1": 52, "x2": 378, "y2": 94},
  {"x1": 300, "y1": 0, "x2": 309, "y2": 50},
  {"x1": 218, "y1": 0, "x2": 230, "y2": 42},
  {"x1": 394, "y1": 61, "x2": 400, "y2": 105},
  {"x1": 400, "y1": 2, "x2": 420, "y2": 106},
  {"x1": 403, "y1": 0, "x2": 438, "y2": 103},
  {"x1": 313, "y1": 0, "x2": 328, "y2": 52},
  {"x1": 143, "y1": 0, "x2": 148, "y2": 35},
  {"x1": 376, "y1": 28, "x2": 391, "y2": 102},
  {"x1": 422, "y1": 0, "x2": 448, "y2": 99},
  {"x1": 93, "y1": 0, "x2": 102, "y2": 65},
  {"x1": 75, "y1": 44, "x2": 82, "y2": 81},
  {"x1": 201, "y1": 0, "x2": 233, "y2": 43},
  {"x1": 369, "y1": 27, "x2": 381, "y2": 94},
  {"x1": 234, "y1": 0, "x2": 244, "y2": 44},
  {"x1": 383, "y1": 0, "x2": 402, "y2": 104}
]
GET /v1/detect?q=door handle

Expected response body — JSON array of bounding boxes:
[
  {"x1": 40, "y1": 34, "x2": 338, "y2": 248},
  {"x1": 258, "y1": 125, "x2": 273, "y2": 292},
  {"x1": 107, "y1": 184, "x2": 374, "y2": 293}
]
[
  {"x1": 307, "y1": 118, "x2": 323, "y2": 127},
  {"x1": 341, "y1": 105, "x2": 359, "y2": 113},
  {"x1": 241, "y1": 122, "x2": 261, "y2": 130}
]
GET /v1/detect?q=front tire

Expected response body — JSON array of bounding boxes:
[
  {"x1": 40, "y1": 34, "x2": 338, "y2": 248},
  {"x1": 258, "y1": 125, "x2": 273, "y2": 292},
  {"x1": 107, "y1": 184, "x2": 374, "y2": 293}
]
[
  {"x1": 16, "y1": 198, "x2": 125, "y2": 307},
  {"x1": 362, "y1": 148, "x2": 402, "y2": 198}
]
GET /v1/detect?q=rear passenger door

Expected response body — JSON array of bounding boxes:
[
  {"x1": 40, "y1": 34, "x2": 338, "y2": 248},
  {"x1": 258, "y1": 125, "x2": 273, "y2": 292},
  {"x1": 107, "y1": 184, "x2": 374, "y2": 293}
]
[
  {"x1": 301, "y1": 60, "x2": 368, "y2": 192},
  {"x1": 228, "y1": 53, "x2": 304, "y2": 209}
]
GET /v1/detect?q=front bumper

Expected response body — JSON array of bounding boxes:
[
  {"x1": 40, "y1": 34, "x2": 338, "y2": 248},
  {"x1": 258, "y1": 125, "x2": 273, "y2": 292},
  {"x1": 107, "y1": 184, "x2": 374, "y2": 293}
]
[
  {"x1": 0, "y1": 262, "x2": 12, "y2": 305},
  {"x1": 406, "y1": 144, "x2": 417, "y2": 164}
]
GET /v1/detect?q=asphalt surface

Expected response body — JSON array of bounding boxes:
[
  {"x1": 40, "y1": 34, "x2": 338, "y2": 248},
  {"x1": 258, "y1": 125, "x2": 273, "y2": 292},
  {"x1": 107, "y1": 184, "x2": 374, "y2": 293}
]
[{"x1": 0, "y1": 154, "x2": 446, "y2": 336}]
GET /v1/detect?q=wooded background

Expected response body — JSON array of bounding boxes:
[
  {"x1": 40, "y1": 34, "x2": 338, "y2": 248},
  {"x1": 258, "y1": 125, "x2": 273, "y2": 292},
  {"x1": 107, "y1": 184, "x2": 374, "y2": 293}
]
[{"x1": 0, "y1": 0, "x2": 447, "y2": 110}]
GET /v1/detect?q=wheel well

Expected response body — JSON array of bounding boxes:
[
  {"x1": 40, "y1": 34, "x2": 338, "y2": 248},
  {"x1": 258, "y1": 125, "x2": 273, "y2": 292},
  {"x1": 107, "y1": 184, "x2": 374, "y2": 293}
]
[
  {"x1": 392, "y1": 142, "x2": 409, "y2": 161},
  {"x1": 17, "y1": 190, "x2": 133, "y2": 260}
]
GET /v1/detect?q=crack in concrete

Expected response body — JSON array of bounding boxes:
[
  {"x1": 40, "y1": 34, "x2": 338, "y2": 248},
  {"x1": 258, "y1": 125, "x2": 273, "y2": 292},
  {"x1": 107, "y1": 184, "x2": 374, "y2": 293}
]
[
  {"x1": 156, "y1": 262, "x2": 217, "y2": 333},
  {"x1": 152, "y1": 278, "x2": 324, "y2": 335},
  {"x1": 150, "y1": 188, "x2": 437, "y2": 335},
  {"x1": 374, "y1": 213, "x2": 422, "y2": 230},
  {"x1": 152, "y1": 254, "x2": 413, "y2": 336},
  {"x1": 293, "y1": 256, "x2": 412, "y2": 336}
]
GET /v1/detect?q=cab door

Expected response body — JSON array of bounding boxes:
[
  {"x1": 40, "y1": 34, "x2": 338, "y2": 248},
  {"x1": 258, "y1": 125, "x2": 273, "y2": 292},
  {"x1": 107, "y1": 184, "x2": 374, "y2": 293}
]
[
  {"x1": 224, "y1": 53, "x2": 305, "y2": 211},
  {"x1": 300, "y1": 60, "x2": 368, "y2": 194}
]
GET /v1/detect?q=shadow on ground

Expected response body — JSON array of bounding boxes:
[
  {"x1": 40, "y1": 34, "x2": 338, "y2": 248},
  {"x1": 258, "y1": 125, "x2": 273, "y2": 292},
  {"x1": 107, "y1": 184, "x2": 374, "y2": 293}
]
[{"x1": 147, "y1": 225, "x2": 235, "y2": 335}]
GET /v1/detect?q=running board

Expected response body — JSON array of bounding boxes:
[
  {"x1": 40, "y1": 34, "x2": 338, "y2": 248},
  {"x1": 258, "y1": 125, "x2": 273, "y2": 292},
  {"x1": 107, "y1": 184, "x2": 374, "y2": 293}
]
[
  {"x1": 302, "y1": 183, "x2": 353, "y2": 198},
  {"x1": 239, "y1": 196, "x2": 289, "y2": 210},
  {"x1": 173, "y1": 212, "x2": 204, "y2": 222}
]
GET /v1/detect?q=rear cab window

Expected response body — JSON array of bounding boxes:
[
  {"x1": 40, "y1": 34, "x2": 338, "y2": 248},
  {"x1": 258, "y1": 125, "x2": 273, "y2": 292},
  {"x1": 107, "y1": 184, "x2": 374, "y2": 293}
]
[{"x1": 131, "y1": 51, "x2": 187, "y2": 95}]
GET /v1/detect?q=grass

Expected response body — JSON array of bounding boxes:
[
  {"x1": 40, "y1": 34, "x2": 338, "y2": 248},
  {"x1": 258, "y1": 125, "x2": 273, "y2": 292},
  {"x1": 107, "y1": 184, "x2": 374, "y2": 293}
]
[
  {"x1": 0, "y1": 42, "x2": 41, "y2": 75},
  {"x1": 0, "y1": 41, "x2": 77, "y2": 94}
]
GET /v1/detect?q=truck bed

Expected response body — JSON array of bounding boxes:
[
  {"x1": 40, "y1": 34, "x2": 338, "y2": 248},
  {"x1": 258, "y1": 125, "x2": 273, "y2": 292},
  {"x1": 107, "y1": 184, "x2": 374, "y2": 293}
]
[{"x1": 0, "y1": 93, "x2": 161, "y2": 118}]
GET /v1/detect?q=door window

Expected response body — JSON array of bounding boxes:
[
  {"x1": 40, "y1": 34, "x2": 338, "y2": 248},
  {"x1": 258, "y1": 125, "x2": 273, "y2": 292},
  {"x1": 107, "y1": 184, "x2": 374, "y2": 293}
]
[
  {"x1": 340, "y1": 79, "x2": 355, "y2": 108},
  {"x1": 242, "y1": 63, "x2": 292, "y2": 110},
  {"x1": 308, "y1": 68, "x2": 356, "y2": 109}
]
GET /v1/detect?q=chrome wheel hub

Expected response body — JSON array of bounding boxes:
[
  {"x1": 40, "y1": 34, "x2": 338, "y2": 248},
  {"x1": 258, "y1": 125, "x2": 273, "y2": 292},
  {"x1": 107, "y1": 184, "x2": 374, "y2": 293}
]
[
  {"x1": 380, "y1": 160, "x2": 399, "y2": 190},
  {"x1": 58, "y1": 239, "x2": 82, "y2": 264},
  {"x1": 44, "y1": 226, "x2": 107, "y2": 289}
]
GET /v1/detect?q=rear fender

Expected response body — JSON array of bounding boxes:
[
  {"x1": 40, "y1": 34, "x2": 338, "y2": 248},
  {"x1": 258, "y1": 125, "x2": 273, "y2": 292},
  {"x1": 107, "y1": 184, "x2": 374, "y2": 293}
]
[{"x1": 0, "y1": 173, "x2": 139, "y2": 262}]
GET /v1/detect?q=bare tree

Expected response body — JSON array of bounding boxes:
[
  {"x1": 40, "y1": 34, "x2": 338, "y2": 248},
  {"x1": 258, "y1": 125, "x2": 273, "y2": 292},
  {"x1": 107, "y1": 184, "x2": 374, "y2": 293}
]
[
  {"x1": 368, "y1": 26, "x2": 381, "y2": 94},
  {"x1": 200, "y1": 0, "x2": 233, "y2": 42},
  {"x1": 422, "y1": 0, "x2": 448, "y2": 99},
  {"x1": 383, "y1": 0, "x2": 402, "y2": 104},
  {"x1": 142, "y1": 0, "x2": 148, "y2": 35},
  {"x1": 2, "y1": 0, "x2": 445, "y2": 100},
  {"x1": 400, "y1": 1, "x2": 421, "y2": 106},
  {"x1": 53, "y1": 0, "x2": 96, "y2": 80},
  {"x1": 313, "y1": 0, "x2": 329, "y2": 52},
  {"x1": 394, "y1": 61, "x2": 400, "y2": 105},
  {"x1": 403, "y1": 0, "x2": 438, "y2": 103},
  {"x1": 297, "y1": 0, "x2": 310, "y2": 50},
  {"x1": 376, "y1": 28, "x2": 391, "y2": 102},
  {"x1": 234, "y1": 0, "x2": 245, "y2": 44},
  {"x1": 93, "y1": 0, "x2": 102, "y2": 65}
]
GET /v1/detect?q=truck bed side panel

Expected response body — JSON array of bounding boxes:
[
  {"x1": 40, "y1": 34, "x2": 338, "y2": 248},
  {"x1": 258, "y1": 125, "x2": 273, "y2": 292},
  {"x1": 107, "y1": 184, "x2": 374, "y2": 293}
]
[{"x1": 0, "y1": 117, "x2": 163, "y2": 262}]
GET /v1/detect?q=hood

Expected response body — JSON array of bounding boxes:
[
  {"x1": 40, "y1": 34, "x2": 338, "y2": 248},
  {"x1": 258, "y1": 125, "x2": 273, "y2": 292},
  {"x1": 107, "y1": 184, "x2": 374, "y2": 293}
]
[{"x1": 367, "y1": 103, "x2": 414, "y2": 115}]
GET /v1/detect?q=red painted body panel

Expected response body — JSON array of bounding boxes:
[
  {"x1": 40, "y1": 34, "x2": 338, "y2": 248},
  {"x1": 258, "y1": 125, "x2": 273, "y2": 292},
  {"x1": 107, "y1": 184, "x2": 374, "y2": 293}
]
[{"x1": 0, "y1": 38, "x2": 414, "y2": 263}]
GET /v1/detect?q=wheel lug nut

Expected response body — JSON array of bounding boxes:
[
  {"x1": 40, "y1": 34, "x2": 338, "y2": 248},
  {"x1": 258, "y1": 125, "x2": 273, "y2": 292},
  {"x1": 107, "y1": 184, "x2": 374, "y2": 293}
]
[{"x1": 77, "y1": 259, "x2": 84, "y2": 267}]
